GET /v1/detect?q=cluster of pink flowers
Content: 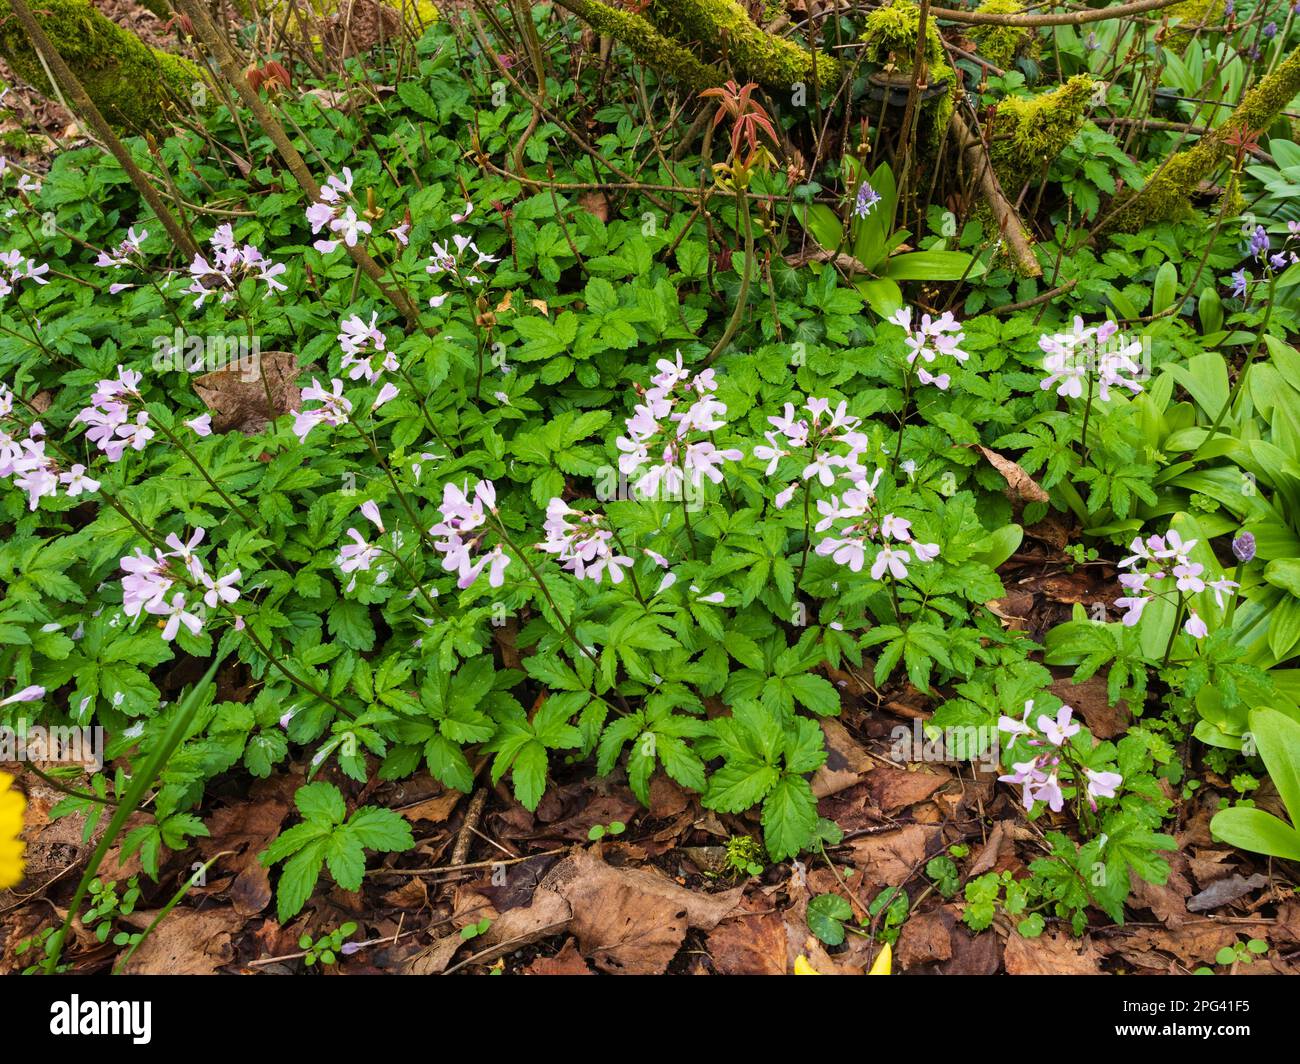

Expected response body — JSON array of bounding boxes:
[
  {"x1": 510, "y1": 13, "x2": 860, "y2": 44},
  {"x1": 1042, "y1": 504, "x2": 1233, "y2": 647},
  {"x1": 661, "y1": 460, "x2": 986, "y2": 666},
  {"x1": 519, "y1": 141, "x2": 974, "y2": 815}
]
[
  {"x1": 429, "y1": 479, "x2": 510, "y2": 589},
  {"x1": 998, "y1": 701, "x2": 1122, "y2": 812},
  {"x1": 337, "y1": 311, "x2": 399, "y2": 408},
  {"x1": 306, "y1": 169, "x2": 371, "y2": 254},
  {"x1": 1, "y1": 383, "x2": 96, "y2": 510},
  {"x1": 756, "y1": 395, "x2": 871, "y2": 509},
  {"x1": 425, "y1": 203, "x2": 497, "y2": 308},
  {"x1": 118, "y1": 528, "x2": 241, "y2": 642},
  {"x1": 186, "y1": 224, "x2": 286, "y2": 308},
  {"x1": 73, "y1": 367, "x2": 210, "y2": 461},
  {"x1": 290, "y1": 378, "x2": 354, "y2": 443},
  {"x1": 1115, "y1": 528, "x2": 1236, "y2": 638},
  {"x1": 1040, "y1": 317, "x2": 1144, "y2": 400},
  {"x1": 814, "y1": 467, "x2": 939, "y2": 579},
  {"x1": 614, "y1": 353, "x2": 742, "y2": 499},
  {"x1": 73, "y1": 368, "x2": 155, "y2": 462},
  {"x1": 889, "y1": 307, "x2": 967, "y2": 391},
  {"x1": 0, "y1": 247, "x2": 49, "y2": 302},
  {"x1": 95, "y1": 225, "x2": 148, "y2": 293},
  {"x1": 335, "y1": 501, "x2": 390, "y2": 593},
  {"x1": 539, "y1": 498, "x2": 633, "y2": 585}
]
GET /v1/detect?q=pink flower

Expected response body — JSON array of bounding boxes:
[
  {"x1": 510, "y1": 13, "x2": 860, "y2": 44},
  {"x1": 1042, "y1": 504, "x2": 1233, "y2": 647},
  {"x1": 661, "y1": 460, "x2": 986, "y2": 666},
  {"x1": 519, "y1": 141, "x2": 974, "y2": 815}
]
[
  {"x1": 0, "y1": 684, "x2": 45, "y2": 707},
  {"x1": 1184, "y1": 611, "x2": 1209, "y2": 639},
  {"x1": 871, "y1": 546, "x2": 910, "y2": 580},
  {"x1": 59, "y1": 464, "x2": 100, "y2": 497},
  {"x1": 359, "y1": 500, "x2": 384, "y2": 532},
  {"x1": 997, "y1": 700, "x2": 1035, "y2": 749},
  {"x1": 120, "y1": 548, "x2": 173, "y2": 617},
  {"x1": 1084, "y1": 768, "x2": 1122, "y2": 802},
  {"x1": 201, "y1": 569, "x2": 242, "y2": 608},
  {"x1": 1038, "y1": 705, "x2": 1080, "y2": 747},
  {"x1": 185, "y1": 413, "x2": 213, "y2": 437},
  {"x1": 999, "y1": 758, "x2": 1049, "y2": 810},
  {"x1": 337, "y1": 528, "x2": 381, "y2": 576},
  {"x1": 148, "y1": 592, "x2": 204, "y2": 641}
]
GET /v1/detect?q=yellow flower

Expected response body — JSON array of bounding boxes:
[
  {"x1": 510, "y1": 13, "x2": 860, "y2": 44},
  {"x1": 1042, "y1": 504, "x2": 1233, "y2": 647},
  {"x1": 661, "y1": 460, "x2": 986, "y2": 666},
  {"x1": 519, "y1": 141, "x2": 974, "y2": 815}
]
[
  {"x1": 868, "y1": 941, "x2": 892, "y2": 975},
  {"x1": 0, "y1": 772, "x2": 26, "y2": 890},
  {"x1": 793, "y1": 954, "x2": 822, "y2": 975}
]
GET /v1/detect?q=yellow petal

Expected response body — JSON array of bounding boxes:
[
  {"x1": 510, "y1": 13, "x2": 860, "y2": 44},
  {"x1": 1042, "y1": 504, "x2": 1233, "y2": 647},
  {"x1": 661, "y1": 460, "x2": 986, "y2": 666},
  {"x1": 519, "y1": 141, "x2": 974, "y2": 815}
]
[
  {"x1": 868, "y1": 942, "x2": 892, "y2": 976},
  {"x1": 793, "y1": 954, "x2": 823, "y2": 975}
]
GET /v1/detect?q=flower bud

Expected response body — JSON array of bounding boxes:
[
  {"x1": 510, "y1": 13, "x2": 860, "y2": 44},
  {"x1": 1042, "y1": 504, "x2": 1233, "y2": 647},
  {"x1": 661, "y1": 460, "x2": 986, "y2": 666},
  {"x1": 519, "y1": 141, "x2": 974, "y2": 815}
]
[{"x1": 1232, "y1": 531, "x2": 1256, "y2": 563}]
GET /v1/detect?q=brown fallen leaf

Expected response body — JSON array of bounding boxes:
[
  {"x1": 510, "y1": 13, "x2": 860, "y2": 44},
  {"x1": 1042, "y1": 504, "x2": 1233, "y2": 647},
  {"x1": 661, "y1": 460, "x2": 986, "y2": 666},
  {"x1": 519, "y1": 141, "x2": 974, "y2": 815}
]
[
  {"x1": 119, "y1": 908, "x2": 242, "y2": 975},
  {"x1": 397, "y1": 791, "x2": 463, "y2": 824},
  {"x1": 399, "y1": 933, "x2": 465, "y2": 975},
  {"x1": 1004, "y1": 929, "x2": 1103, "y2": 975},
  {"x1": 812, "y1": 718, "x2": 874, "y2": 799},
  {"x1": 867, "y1": 763, "x2": 949, "y2": 814},
  {"x1": 938, "y1": 921, "x2": 1003, "y2": 975},
  {"x1": 525, "y1": 938, "x2": 594, "y2": 975},
  {"x1": 318, "y1": 0, "x2": 402, "y2": 58},
  {"x1": 578, "y1": 190, "x2": 610, "y2": 222},
  {"x1": 1050, "y1": 673, "x2": 1130, "y2": 740},
  {"x1": 540, "y1": 849, "x2": 742, "y2": 974},
  {"x1": 193, "y1": 350, "x2": 302, "y2": 435},
  {"x1": 1187, "y1": 873, "x2": 1269, "y2": 913},
  {"x1": 896, "y1": 908, "x2": 954, "y2": 970},
  {"x1": 706, "y1": 912, "x2": 789, "y2": 975},
  {"x1": 847, "y1": 824, "x2": 940, "y2": 889},
  {"x1": 199, "y1": 787, "x2": 293, "y2": 917},
  {"x1": 974, "y1": 445, "x2": 1049, "y2": 505},
  {"x1": 967, "y1": 821, "x2": 1011, "y2": 878},
  {"x1": 1112, "y1": 923, "x2": 1239, "y2": 969}
]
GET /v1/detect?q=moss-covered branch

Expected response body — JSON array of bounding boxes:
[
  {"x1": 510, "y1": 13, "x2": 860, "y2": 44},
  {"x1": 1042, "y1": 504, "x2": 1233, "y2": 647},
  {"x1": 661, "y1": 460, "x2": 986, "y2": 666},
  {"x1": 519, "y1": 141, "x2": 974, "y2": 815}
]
[
  {"x1": 0, "y1": 0, "x2": 199, "y2": 129},
  {"x1": 646, "y1": 0, "x2": 840, "y2": 91},
  {"x1": 988, "y1": 74, "x2": 1093, "y2": 193},
  {"x1": 552, "y1": 0, "x2": 726, "y2": 93},
  {"x1": 1106, "y1": 47, "x2": 1300, "y2": 232}
]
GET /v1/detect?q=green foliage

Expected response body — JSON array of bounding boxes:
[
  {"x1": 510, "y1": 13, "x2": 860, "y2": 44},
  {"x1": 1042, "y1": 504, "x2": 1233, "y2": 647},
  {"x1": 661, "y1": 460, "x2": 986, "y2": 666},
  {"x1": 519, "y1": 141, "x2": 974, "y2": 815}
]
[{"x1": 260, "y1": 782, "x2": 415, "y2": 921}]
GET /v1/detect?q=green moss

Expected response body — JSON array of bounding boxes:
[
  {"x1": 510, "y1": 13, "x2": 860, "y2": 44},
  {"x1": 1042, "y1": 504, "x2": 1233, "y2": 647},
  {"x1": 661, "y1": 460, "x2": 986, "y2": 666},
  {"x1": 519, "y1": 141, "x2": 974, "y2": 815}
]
[
  {"x1": 988, "y1": 74, "x2": 1094, "y2": 193},
  {"x1": 560, "y1": 0, "x2": 726, "y2": 92},
  {"x1": 646, "y1": 0, "x2": 840, "y2": 90},
  {"x1": 1165, "y1": 0, "x2": 1224, "y2": 47},
  {"x1": 0, "y1": 0, "x2": 199, "y2": 130},
  {"x1": 969, "y1": 0, "x2": 1039, "y2": 70},
  {"x1": 1108, "y1": 47, "x2": 1300, "y2": 231},
  {"x1": 860, "y1": 0, "x2": 956, "y2": 146},
  {"x1": 861, "y1": 0, "x2": 950, "y2": 78}
]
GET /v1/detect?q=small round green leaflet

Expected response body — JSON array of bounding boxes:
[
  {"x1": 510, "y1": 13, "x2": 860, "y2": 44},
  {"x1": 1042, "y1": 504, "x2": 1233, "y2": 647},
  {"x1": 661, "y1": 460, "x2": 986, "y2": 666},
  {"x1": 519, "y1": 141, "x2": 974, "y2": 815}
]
[{"x1": 806, "y1": 892, "x2": 853, "y2": 946}]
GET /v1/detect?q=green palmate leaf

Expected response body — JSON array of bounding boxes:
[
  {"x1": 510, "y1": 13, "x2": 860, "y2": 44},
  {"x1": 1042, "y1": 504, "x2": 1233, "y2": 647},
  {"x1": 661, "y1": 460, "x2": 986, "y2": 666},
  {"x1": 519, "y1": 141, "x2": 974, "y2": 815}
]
[
  {"x1": 703, "y1": 759, "x2": 780, "y2": 813},
  {"x1": 783, "y1": 673, "x2": 842, "y2": 717},
  {"x1": 277, "y1": 843, "x2": 326, "y2": 923},
  {"x1": 761, "y1": 775, "x2": 818, "y2": 861},
  {"x1": 512, "y1": 740, "x2": 550, "y2": 811},
  {"x1": 346, "y1": 807, "x2": 414, "y2": 852}
]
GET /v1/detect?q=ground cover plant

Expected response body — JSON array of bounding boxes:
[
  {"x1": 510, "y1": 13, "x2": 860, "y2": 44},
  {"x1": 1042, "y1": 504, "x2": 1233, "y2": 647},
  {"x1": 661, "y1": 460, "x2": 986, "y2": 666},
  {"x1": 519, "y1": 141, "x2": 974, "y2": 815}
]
[{"x1": 0, "y1": 0, "x2": 1299, "y2": 979}]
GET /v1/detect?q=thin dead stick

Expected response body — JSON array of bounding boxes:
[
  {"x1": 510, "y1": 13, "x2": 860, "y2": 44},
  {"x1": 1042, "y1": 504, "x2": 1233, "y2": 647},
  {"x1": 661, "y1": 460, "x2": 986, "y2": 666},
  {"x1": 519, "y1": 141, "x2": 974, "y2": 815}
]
[
  {"x1": 451, "y1": 788, "x2": 489, "y2": 866},
  {"x1": 5, "y1": 0, "x2": 198, "y2": 260},
  {"x1": 366, "y1": 848, "x2": 567, "y2": 877}
]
